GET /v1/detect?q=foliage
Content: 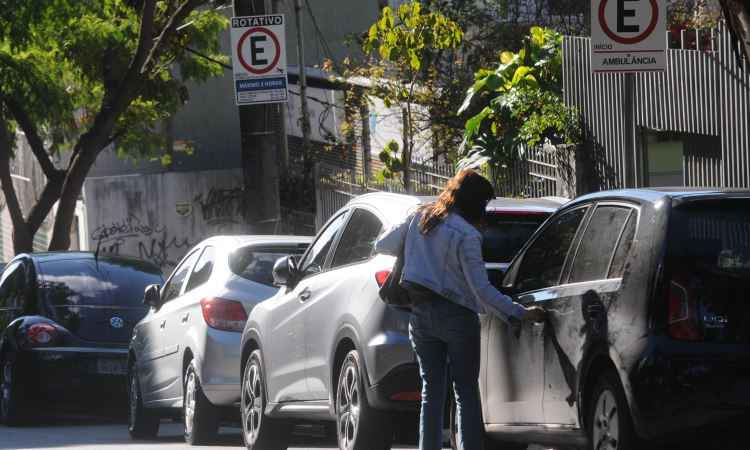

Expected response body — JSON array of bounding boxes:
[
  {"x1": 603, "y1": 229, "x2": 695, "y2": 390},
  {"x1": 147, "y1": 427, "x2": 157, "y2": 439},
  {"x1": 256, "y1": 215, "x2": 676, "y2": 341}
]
[
  {"x1": 458, "y1": 26, "x2": 580, "y2": 171},
  {"x1": 347, "y1": 1, "x2": 462, "y2": 191},
  {"x1": 377, "y1": 140, "x2": 404, "y2": 180},
  {"x1": 0, "y1": 0, "x2": 228, "y2": 251}
]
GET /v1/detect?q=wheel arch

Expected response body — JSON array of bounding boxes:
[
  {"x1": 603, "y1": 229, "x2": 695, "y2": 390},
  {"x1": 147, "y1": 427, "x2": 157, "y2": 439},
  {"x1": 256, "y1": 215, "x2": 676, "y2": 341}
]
[
  {"x1": 328, "y1": 325, "x2": 363, "y2": 416},
  {"x1": 240, "y1": 328, "x2": 262, "y2": 380}
]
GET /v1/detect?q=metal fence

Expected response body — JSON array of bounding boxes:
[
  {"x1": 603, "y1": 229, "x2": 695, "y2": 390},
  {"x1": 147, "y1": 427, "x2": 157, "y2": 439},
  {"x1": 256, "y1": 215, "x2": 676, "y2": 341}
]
[{"x1": 563, "y1": 23, "x2": 750, "y2": 189}]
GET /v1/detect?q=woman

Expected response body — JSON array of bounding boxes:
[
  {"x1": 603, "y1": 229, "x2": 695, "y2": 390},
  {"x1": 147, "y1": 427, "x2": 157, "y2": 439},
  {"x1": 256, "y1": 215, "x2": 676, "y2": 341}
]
[{"x1": 375, "y1": 169, "x2": 545, "y2": 450}]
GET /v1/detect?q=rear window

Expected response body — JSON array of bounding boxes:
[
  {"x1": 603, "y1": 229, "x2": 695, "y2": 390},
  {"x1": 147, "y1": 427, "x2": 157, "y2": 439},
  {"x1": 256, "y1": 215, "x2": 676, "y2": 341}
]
[
  {"x1": 230, "y1": 246, "x2": 307, "y2": 287},
  {"x1": 38, "y1": 259, "x2": 164, "y2": 308},
  {"x1": 483, "y1": 213, "x2": 549, "y2": 263}
]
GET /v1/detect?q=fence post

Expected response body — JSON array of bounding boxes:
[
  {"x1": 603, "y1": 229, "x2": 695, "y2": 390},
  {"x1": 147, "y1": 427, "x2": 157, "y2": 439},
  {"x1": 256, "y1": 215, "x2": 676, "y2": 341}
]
[{"x1": 314, "y1": 163, "x2": 323, "y2": 231}]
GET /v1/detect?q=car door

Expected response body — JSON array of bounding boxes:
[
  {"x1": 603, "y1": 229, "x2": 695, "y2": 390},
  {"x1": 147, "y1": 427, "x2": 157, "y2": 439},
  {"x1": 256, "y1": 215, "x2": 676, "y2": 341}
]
[
  {"x1": 542, "y1": 204, "x2": 638, "y2": 426},
  {"x1": 158, "y1": 245, "x2": 216, "y2": 402},
  {"x1": 303, "y1": 207, "x2": 384, "y2": 400},
  {"x1": 139, "y1": 248, "x2": 202, "y2": 404},
  {"x1": 264, "y1": 211, "x2": 349, "y2": 403},
  {"x1": 484, "y1": 206, "x2": 589, "y2": 425}
]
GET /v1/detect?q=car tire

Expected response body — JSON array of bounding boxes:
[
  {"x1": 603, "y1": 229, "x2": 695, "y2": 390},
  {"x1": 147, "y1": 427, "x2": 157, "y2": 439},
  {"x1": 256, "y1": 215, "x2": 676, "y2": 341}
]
[
  {"x1": 586, "y1": 369, "x2": 637, "y2": 450},
  {"x1": 0, "y1": 353, "x2": 26, "y2": 426},
  {"x1": 336, "y1": 350, "x2": 392, "y2": 450},
  {"x1": 128, "y1": 363, "x2": 160, "y2": 439},
  {"x1": 241, "y1": 350, "x2": 288, "y2": 450},
  {"x1": 184, "y1": 359, "x2": 220, "y2": 445},
  {"x1": 448, "y1": 396, "x2": 525, "y2": 450}
]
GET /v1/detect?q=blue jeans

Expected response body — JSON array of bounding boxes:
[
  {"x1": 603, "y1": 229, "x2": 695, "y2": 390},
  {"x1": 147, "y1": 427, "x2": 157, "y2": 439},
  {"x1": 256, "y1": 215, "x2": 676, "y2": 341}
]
[{"x1": 408, "y1": 292, "x2": 482, "y2": 450}]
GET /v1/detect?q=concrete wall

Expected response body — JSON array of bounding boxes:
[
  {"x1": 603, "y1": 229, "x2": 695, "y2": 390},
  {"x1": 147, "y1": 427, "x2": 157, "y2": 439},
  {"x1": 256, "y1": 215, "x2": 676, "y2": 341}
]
[{"x1": 84, "y1": 169, "x2": 248, "y2": 274}]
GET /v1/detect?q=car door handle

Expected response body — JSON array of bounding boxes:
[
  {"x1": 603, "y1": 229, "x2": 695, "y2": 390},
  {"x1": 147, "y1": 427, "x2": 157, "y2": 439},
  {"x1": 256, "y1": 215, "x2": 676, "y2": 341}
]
[
  {"x1": 181, "y1": 313, "x2": 189, "y2": 324},
  {"x1": 299, "y1": 288, "x2": 311, "y2": 302},
  {"x1": 160, "y1": 320, "x2": 166, "y2": 329}
]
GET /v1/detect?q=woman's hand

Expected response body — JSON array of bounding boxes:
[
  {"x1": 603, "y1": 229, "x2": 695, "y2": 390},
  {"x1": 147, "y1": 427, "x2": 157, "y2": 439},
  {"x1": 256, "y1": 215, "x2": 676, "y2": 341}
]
[{"x1": 523, "y1": 306, "x2": 546, "y2": 323}]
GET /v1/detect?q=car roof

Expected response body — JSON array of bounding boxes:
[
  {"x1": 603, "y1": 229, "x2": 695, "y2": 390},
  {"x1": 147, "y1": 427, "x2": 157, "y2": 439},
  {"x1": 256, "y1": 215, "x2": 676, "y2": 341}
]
[
  {"x1": 18, "y1": 251, "x2": 162, "y2": 274},
  {"x1": 347, "y1": 192, "x2": 565, "y2": 221},
  {"x1": 568, "y1": 187, "x2": 750, "y2": 208},
  {"x1": 196, "y1": 235, "x2": 313, "y2": 248}
]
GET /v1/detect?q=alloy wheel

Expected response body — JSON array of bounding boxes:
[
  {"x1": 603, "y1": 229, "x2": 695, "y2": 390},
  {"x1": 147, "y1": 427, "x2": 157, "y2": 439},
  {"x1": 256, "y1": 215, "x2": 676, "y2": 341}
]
[
  {"x1": 337, "y1": 363, "x2": 361, "y2": 450},
  {"x1": 592, "y1": 389, "x2": 619, "y2": 450},
  {"x1": 185, "y1": 371, "x2": 197, "y2": 435},
  {"x1": 242, "y1": 360, "x2": 264, "y2": 446}
]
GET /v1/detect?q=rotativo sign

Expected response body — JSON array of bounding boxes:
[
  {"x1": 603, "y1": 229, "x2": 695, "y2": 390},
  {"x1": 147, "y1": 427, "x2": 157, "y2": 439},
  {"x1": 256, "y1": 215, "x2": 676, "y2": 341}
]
[
  {"x1": 591, "y1": 0, "x2": 666, "y2": 73},
  {"x1": 230, "y1": 14, "x2": 288, "y2": 105}
]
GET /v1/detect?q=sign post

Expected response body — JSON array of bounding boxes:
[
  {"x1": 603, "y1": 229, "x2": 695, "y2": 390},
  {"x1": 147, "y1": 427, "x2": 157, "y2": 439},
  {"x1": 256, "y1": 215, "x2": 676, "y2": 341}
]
[
  {"x1": 230, "y1": 14, "x2": 288, "y2": 105},
  {"x1": 591, "y1": 0, "x2": 666, "y2": 73}
]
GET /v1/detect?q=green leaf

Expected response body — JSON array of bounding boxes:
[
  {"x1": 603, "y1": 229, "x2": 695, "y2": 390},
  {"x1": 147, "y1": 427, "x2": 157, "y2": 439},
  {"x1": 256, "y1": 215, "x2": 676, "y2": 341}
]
[{"x1": 410, "y1": 51, "x2": 421, "y2": 70}]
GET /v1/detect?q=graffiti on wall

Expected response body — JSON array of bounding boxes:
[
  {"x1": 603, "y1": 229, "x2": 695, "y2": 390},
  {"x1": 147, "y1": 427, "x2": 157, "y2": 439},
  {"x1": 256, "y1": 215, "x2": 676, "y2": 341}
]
[
  {"x1": 91, "y1": 215, "x2": 191, "y2": 271},
  {"x1": 193, "y1": 187, "x2": 247, "y2": 227}
]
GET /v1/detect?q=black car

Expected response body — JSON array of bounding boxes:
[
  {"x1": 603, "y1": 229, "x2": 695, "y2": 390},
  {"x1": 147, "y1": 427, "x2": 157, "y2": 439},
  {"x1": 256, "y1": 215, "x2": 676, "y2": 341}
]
[
  {"x1": 451, "y1": 189, "x2": 750, "y2": 450},
  {"x1": 0, "y1": 252, "x2": 164, "y2": 424}
]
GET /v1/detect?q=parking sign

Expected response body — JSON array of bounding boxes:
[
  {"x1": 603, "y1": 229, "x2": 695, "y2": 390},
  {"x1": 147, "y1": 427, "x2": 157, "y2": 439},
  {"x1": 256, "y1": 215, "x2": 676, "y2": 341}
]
[
  {"x1": 230, "y1": 14, "x2": 288, "y2": 105},
  {"x1": 591, "y1": 0, "x2": 666, "y2": 73}
]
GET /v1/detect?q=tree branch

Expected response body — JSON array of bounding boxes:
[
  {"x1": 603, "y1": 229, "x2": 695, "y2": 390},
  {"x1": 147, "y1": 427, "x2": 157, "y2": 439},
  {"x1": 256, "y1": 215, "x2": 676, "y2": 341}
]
[
  {"x1": 0, "y1": 122, "x2": 29, "y2": 239},
  {"x1": 26, "y1": 174, "x2": 65, "y2": 235},
  {"x1": 141, "y1": 0, "x2": 205, "y2": 74},
  {"x1": 3, "y1": 97, "x2": 59, "y2": 179}
]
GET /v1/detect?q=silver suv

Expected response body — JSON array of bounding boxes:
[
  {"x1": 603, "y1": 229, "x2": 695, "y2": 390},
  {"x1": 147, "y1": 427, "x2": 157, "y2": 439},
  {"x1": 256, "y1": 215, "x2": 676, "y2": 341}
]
[
  {"x1": 127, "y1": 235, "x2": 310, "y2": 445},
  {"x1": 239, "y1": 193, "x2": 563, "y2": 450}
]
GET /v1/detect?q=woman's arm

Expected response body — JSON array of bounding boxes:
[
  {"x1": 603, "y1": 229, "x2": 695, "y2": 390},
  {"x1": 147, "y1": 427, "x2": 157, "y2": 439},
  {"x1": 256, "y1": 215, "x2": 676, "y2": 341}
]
[{"x1": 458, "y1": 234, "x2": 528, "y2": 322}]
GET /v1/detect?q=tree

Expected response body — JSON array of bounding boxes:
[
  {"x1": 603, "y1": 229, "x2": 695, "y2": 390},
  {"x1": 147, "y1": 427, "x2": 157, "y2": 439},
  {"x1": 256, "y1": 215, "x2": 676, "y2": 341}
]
[
  {"x1": 357, "y1": 1, "x2": 462, "y2": 192},
  {"x1": 718, "y1": 0, "x2": 750, "y2": 67},
  {"x1": 458, "y1": 27, "x2": 580, "y2": 178},
  {"x1": 0, "y1": 0, "x2": 227, "y2": 253}
]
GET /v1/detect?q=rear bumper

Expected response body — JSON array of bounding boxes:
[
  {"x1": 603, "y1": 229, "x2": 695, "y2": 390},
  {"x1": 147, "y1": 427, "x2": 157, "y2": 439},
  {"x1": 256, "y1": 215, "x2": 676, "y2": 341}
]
[
  {"x1": 365, "y1": 363, "x2": 421, "y2": 412},
  {"x1": 18, "y1": 347, "x2": 129, "y2": 404},
  {"x1": 199, "y1": 328, "x2": 242, "y2": 406},
  {"x1": 630, "y1": 341, "x2": 750, "y2": 440}
]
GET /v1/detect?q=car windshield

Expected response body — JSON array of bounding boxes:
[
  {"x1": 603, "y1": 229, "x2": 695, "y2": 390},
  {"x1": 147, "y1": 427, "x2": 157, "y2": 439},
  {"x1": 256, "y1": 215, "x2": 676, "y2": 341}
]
[
  {"x1": 482, "y1": 212, "x2": 549, "y2": 263},
  {"x1": 38, "y1": 258, "x2": 164, "y2": 308},
  {"x1": 230, "y1": 246, "x2": 306, "y2": 286}
]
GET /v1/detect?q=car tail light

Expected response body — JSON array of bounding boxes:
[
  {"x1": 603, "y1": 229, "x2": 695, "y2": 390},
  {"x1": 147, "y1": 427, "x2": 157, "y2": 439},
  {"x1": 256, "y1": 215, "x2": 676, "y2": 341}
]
[
  {"x1": 22, "y1": 323, "x2": 58, "y2": 348},
  {"x1": 375, "y1": 270, "x2": 391, "y2": 288},
  {"x1": 390, "y1": 391, "x2": 421, "y2": 401},
  {"x1": 200, "y1": 298, "x2": 248, "y2": 332},
  {"x1": 668, "y1": 280, "x2": 703, "y2": 341}
]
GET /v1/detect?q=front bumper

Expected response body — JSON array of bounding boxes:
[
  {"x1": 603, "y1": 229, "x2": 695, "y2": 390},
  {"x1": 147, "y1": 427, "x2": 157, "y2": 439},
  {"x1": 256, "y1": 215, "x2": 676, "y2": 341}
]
[{"x1": 19, "y1": 346, "x2": 129, "y2": 404}]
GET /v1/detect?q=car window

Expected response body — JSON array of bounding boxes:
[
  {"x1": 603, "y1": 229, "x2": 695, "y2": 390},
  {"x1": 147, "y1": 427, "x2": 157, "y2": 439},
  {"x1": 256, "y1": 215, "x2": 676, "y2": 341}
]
[
  {"x1": 299, "y1": 212, "x2": 348, "y2": 275},
  {"x1": 514, "y1": 207, "x2": 587, "y2": 293},
  {"x1": 185, "y1": 246, "x2": 215, "y2": 293},
  {"x1": 608, "y1": 212, "x2": 637, "y2": 278},
  {"x1": 483, "y1": 213, "x2": 548, "y2": 263},
  {"x1": 0, "y1": 261, "x2": 25, "y2": 329},
  {"x1": 230, "y1": 246, "x2": 307, "y2": 286},
  {"x1": 569, "y1": 206, "x2": 633, "y2": 283},
  {"x1": 162, "y1": 250, "x2": 201, "y2": 303},
  {"x1": 37, "y1": 259, "x2": 164, "y2": 308},
  {"x1": 331, "y1": 209, "x2": 383, "y2": 268}
]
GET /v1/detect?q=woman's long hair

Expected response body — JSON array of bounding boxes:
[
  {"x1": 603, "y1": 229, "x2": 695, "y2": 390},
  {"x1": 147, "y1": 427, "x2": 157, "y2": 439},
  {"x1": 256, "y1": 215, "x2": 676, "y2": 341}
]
[{"x1": 418, "y1": 169, "x2": 495, "y2": 234}]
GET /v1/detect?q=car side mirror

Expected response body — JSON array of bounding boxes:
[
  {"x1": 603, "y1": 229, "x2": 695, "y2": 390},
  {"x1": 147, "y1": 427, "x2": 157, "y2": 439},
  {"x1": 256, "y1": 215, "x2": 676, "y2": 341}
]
[
  {"x1": 273, "y1": 255, "x2": 299, "y2": 287},
  {"x1": 143, "y1": 284, "x2": 161, "y2": 308}
]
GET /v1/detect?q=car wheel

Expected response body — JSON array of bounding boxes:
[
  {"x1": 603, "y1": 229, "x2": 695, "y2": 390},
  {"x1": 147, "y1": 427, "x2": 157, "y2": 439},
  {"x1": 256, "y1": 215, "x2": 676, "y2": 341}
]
[
  {"x1": 336, "y1": 350, "x2": 392, "y2": 450},
  {"x1": 448, "y1": 396, "x2": 525, "y2": 450},
  {"x1": 128, "y1": 363, "x2": 160, "y2": 439},
  {"x1": 586, "y1": 370, "x2": 637, "y2": 450},
  {"x1": 241, "y1": 350, "x2": 287, "y2": 450},
  {"x1": 184, "y1": 360, "x2": 219, "y2": 445}
]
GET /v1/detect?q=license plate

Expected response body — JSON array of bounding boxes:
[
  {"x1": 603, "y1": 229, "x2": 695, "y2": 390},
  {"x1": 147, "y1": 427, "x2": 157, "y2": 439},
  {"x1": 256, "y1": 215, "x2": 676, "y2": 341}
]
[{"x1": 96, "y1": 358, "x2": 127, "y2": 375}]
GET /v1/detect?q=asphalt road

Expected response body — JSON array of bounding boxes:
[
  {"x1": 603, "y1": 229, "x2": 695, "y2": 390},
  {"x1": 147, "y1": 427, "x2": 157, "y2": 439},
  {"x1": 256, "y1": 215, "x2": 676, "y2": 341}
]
[{"x1": 0, "y1": 414, "x2": 551, "y2": 450}]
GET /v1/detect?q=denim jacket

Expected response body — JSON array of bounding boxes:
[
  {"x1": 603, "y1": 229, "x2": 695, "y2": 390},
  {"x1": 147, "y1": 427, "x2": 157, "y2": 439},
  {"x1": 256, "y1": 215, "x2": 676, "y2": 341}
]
[{"x1": 375, "y1": 211, "x2": 527, "y2": 323}]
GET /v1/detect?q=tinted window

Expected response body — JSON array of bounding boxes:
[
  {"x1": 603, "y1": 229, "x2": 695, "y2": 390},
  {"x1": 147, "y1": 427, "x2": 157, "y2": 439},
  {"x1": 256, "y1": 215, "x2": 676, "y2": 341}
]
[
  {"x1": 300, "y1": 212, "x2": 348, "y2": 274},
  {"x1": 483, "y1": 213, "x2": 548, "y2": 263},
  {"x1": 331, "y1": 209, "x2": 384, "y2": 268},
  {"x1": 514, "y1": 208, "x2": 587, "y2": 293},
  {"x1": 38, "y1": 259, "x2": 164, "y2": 308},
  {"x1": 162, "y1": 250, "x2": 201, "y2": 302},
  {"x1": 569, "y1": 206, "x2": 632, "y2": 283},
  {"x1": 609, "y1": 213, "x2": 637, "y2": 278},
  {"x1": 230, "y1": 246, "x2": 306, "y2": 286},
  {"x1": 185, "y1": 246, "x2": 215, "y2": 293},
  {"x1": 0, "y1": 262, "x2": 25, "y2": 330}
]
